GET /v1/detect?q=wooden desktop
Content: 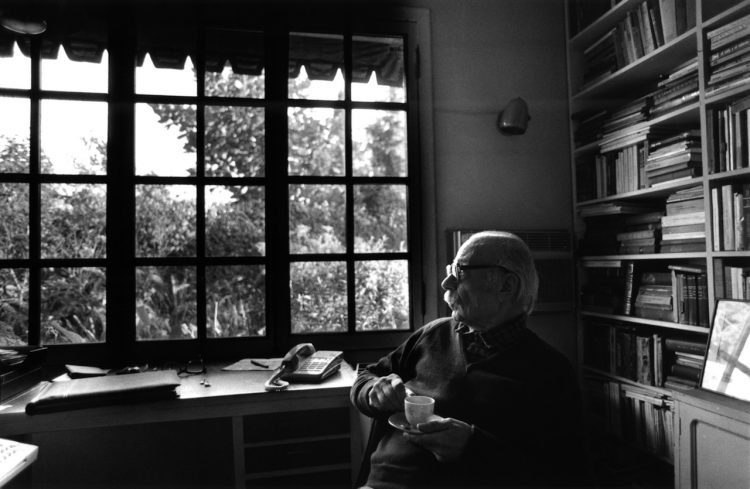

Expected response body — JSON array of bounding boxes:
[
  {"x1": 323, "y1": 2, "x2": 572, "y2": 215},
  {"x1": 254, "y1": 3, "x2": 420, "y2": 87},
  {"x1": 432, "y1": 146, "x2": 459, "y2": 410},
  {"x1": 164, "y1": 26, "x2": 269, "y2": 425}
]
[{"x1": 0, "y1": 362, "x2": 360, "y2": 488}]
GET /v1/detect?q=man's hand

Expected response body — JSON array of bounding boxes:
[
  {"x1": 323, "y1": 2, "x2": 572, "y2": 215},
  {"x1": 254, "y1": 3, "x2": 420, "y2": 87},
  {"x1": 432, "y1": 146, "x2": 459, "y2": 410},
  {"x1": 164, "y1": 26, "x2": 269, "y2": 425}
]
[
  {"x1": 367, "y1": 374, "x2": 408, "y2": 412},
  {"x1": 403, "y1": 416, "x2": 473, "y2": 462}
]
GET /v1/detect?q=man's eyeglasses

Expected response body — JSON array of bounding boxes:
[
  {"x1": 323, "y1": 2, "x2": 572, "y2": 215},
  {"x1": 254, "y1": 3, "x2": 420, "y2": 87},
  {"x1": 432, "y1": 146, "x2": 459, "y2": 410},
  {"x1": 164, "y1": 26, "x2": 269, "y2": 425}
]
[{"x1": 446, "y1": 263, "x2": 513, "y2": 282}]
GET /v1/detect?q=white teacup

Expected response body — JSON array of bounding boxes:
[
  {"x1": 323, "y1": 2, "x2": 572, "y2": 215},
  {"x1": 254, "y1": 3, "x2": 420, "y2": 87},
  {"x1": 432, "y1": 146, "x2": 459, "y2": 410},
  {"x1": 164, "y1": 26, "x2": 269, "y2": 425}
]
[{"x1": 404, "y1": 395, "x2": 435, "y2": 426}]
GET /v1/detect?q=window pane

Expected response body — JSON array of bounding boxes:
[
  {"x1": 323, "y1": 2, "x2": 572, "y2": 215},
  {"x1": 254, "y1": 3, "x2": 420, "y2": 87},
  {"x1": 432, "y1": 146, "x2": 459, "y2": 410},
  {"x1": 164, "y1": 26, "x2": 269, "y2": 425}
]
[
  {"x1": 206, "y1": 185, "x2": 265, "y2": 257},
  {"x1": 288, "y1": 33, "x2": 343, "y2": 101},
  {"x1": 355, "y1": 260, "x2": 409, "y2": 331},
  {"x1": 205, "y1": 28, "x2": 264, "y2": 98},
  {"x1": 41, "y1": 49, "x2": 108, "y2": 93},
  {"x1": 354, "y1": 185, "x2": 407, "y2": 253},
  {"x1": 205, "y1": 106, "x2": 265, "y2": 177},
  {"x1": 0, "y1": 97, "x2": 30, "y2": 173},
  {"x1": 41, "y1": 100, "x2": 107, "y2": 175},
  {"x1": 352, "y1": 35, "x2": 405, "y2": 103},
  {"x1": 290, "y1": 261, "x2": 346, "y2": 333},
  {"x1": 0, "y1": 42, "x2": 30, "y2": 89},
  {"x1": 41, "y1": 267, "x2": 106, "y2": 345},
  {"x1": 136, "y1": 185, "x2": 196, "y2": 257},
  {"x1": 0, "y1": 268, "x2": 28, "y2": 346},
  {"x1": 288, "y1": 107, "x2": 344, "y2": 176},
  {"x1": 0, "y1": 183, "x2": 28, "y2": 259},
  {"x1": 41, "y1": 184, "x2": 106, "y2": 259},
  {"x1": 289, "y1": 184, "x2": 345, "y2": 254},
  {"x1": 136, "y1": 53, "x2": 196, "y2": 96},
  {"x1": 135, "y1": 266, "x2": 196, "y2": 341},
  {"x1": 206, "y1": 265, "x2": 265, "y2": 338},
  {"x1": 136, "y1": 103, "x2": 196, "y2": 176},
  {"x1": 352, "y1": 109, "x2": 407, "y2": 177}
]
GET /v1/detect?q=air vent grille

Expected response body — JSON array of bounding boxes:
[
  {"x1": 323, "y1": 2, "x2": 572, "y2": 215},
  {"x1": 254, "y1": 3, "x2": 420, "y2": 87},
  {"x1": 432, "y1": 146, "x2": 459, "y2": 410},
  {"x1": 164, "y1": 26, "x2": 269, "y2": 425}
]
[{"x1": 511, "y1": 230, "x2": 571, "y2": 252}]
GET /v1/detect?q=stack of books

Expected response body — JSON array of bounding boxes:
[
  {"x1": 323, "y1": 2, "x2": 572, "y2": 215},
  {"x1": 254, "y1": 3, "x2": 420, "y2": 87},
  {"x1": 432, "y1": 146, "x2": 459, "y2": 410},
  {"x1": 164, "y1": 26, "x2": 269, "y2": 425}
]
[
  {"x1": 649, "y1": 59, "x2": 699, "y2": 118},
  {"x1": 634, "y1": 269, "x2": 673, "y2": 321},
  {"x1": 660, "y1": 186, "x2": 706, "y2": 253},
  {"x1": 705, "y1": 12, "x2": 750, "y2": 95},
  {"x1": 616, "y1": 212, "x2": 663, "y2": 254},
  {"x1": 663, "y1": 337, "x2": 707, "y2": 389},
  {"x1": 644, "y1": 130, "x2": 702, "y2": 186}
]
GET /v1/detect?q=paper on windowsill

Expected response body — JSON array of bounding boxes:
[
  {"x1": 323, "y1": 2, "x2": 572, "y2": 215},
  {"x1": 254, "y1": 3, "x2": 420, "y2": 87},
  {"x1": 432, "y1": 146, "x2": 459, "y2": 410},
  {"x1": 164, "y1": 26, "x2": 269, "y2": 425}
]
[{"x1": 222, "y1": 358, "x2": 283, "y2": 371}]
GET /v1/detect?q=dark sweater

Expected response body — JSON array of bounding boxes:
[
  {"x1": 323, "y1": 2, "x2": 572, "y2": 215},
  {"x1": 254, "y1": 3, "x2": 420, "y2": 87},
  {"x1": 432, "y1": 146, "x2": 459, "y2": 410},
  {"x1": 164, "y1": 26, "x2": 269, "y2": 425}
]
[{"x1": 351, "y1": 317, "x2": 591, "y2": 488}]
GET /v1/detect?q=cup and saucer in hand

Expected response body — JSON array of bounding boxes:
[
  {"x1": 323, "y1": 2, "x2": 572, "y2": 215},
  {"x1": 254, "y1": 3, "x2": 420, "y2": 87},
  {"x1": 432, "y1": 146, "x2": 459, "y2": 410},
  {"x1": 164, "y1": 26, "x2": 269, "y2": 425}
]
[{"x1": 389, "y1": 395, "x2": 441, "y2": 434}]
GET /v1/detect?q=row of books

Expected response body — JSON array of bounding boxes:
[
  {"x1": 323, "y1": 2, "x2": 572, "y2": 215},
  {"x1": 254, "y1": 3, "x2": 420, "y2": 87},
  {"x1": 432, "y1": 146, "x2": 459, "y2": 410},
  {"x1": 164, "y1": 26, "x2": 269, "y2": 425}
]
[
  {"x1": 582, "y1": 258, "x2": 709, "y2": 326},
  {"x1": 705, "y1": 12, "x2": 750, "y2": 96},
  {"x1": 714, "y1": 259, "x2": 750, "y2": 300},
  {"x1": 578, "y1": 187, "x2": 706, "y2": 255},
  {"x1": 582, "y1": 376, "x2": 674, "y2": 461},
  {"x1": 706, "y1": 93, "x2": 750, "y2": 174},
  {"x1": 710, "y1": 182, "x2": 750, "y2": 251},
  {"x1": 581, "y1": 0, "x2": 695, "y2": 88},
  {"x1": 576, "y1": 130, "x2": 702, "y2": 201},
  {"x1": 584, "y1": 319, "x2": 708, "y2": 388}
]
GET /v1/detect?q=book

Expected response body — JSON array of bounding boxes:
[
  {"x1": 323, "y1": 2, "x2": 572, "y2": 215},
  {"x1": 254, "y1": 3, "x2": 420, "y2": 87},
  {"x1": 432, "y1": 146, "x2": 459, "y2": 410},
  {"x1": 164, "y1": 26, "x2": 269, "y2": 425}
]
[
  {"x1": 636, "y1": 335, "x2": 654, "y2": 385},
  {"x1": 664, "y1": 337, "x2": 707, "y2": 355},
  {"x1": 25, "y1": 370, "x2": 181, "y2": 415}
]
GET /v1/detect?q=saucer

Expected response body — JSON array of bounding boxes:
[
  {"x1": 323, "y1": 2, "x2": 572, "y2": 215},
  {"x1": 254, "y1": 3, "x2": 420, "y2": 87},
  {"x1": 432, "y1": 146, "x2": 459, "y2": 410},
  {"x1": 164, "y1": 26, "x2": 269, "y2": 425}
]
[{"x1": 388, "y1": 412, "x2": 421, "y2": 434}]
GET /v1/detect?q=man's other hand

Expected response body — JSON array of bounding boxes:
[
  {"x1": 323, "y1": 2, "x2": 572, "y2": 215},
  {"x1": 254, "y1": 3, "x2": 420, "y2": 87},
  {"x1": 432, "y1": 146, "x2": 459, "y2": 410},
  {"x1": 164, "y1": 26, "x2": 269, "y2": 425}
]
[{"x1": 403, "y1": 416, "x2": 472, "y2": 462}]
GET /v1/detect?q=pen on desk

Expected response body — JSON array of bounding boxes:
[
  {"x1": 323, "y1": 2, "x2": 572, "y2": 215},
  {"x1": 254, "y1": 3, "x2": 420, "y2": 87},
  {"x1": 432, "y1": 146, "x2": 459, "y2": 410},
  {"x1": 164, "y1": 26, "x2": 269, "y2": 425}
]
[{"x1": 251, "y1": 360, "x2": 269, "y2": 368}]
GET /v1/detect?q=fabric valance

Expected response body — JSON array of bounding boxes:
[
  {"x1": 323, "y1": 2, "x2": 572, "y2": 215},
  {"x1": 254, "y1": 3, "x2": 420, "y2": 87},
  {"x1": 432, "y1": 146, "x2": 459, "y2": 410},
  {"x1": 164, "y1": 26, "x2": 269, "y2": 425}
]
[{"x1": 0, "y1": 21, "x2": 404, "y2": 86}]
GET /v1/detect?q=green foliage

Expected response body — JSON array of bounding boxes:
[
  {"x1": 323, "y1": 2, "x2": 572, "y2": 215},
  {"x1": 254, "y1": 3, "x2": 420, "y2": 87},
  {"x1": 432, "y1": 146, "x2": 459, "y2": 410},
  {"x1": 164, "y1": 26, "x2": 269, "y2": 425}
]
[{"x1": 0, "y1": 67, "x2": 412, "y2": 346}]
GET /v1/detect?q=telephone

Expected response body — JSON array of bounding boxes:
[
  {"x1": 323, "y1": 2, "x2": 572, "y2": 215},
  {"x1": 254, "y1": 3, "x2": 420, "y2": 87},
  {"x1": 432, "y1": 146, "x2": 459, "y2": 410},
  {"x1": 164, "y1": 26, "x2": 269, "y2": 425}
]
[{"x1": 264, "y1": 343, "x2": 343, "y2": 391}]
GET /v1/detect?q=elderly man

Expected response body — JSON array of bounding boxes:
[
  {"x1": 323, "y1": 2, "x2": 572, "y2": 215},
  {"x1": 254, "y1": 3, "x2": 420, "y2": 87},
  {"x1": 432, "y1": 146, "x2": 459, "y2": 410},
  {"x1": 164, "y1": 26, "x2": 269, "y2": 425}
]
[{"x1": 351, "y1": 231, "x2": 590, "y2": 488}]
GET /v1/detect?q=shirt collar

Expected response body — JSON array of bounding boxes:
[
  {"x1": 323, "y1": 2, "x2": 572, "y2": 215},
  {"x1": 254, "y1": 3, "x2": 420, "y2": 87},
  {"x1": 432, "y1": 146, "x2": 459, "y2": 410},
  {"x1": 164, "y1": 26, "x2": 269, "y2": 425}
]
[{"x1": 454, "y1": 314, "x2": 527, "y2": 349}]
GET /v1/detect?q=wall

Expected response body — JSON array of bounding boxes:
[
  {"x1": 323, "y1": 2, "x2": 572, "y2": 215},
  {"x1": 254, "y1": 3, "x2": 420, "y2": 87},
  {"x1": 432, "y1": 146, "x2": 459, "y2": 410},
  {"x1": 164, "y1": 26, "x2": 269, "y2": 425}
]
[{"x1": 407, "y1": 0, "x2": 576, "y2": 361}]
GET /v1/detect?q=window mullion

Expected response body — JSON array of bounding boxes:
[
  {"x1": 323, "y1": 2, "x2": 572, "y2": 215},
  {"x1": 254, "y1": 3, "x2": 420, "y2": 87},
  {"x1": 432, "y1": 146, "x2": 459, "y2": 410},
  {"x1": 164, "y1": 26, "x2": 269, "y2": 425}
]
[
  {"x1": 27, "y1": 37, "x2": 41, "y2": 347},
  {"x1": 107, "y1": 8, "x2": 137, "y2": 363},
  {"x1": 344, "y1": 32, "x2": 355, "y2": 334},
  {"x1": 265, "y1": 24, "x2": 291, "y2": 353},
  {"x1": 196, "y1": 25, "x2": 207, "y2": 346}
]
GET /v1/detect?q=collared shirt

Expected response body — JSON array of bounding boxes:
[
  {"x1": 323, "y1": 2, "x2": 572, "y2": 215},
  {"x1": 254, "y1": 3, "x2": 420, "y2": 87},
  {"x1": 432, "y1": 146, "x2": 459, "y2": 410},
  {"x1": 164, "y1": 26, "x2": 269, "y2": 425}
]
[{"x1": 455, "y1": 314, "x2": 527, "y2": 363}]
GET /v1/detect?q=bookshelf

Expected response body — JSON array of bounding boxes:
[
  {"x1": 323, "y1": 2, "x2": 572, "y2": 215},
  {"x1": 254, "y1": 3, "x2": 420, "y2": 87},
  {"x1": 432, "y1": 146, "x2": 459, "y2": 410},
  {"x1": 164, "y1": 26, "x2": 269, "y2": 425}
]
[{"x1": 566, "y1": 0, "x2": 750, "y2": 486}]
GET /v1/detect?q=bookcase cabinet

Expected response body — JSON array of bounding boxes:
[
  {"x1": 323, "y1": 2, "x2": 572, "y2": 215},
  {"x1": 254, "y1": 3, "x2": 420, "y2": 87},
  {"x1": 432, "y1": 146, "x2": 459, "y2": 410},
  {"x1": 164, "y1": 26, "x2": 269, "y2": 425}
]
[{"x1": 566, "y1": 0, "x2": 750, "y2": 486}]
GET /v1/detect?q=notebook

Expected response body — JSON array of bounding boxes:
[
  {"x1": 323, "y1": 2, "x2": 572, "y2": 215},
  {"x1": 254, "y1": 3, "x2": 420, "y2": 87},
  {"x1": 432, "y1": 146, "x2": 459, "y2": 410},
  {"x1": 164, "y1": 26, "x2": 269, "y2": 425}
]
[{"x1": 25, "y1": 370, "x2": 181, "y2": 415}]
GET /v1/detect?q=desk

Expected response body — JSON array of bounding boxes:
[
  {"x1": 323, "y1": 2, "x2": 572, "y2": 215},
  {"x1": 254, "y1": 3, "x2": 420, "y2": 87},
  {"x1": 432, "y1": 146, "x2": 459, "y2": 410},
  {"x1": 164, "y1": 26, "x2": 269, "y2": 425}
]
[{"x1": 0, "y1": 362, "x2": 360, "y2": 489}]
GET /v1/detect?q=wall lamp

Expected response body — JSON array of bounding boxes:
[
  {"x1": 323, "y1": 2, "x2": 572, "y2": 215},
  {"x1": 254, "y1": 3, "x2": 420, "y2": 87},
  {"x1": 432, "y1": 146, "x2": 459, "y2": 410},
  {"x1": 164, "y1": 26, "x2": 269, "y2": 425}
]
[
  {"x1": 0, "y1": 10, "x2": 47, "y2": 35},
  {"x1": 497, "y1": 97, "x2": 530, "y2": 136}
]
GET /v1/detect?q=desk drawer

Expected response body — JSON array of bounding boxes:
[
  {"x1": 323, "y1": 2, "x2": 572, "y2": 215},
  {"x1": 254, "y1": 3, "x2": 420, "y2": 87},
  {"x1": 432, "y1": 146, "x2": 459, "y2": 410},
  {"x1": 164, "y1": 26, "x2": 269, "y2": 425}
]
[
  {"x1": 244, "y1": 437, "x2": 349, "y2": 473},
  {"x1": 243, "y1": 408, "x2": 348, "y2": 442}
]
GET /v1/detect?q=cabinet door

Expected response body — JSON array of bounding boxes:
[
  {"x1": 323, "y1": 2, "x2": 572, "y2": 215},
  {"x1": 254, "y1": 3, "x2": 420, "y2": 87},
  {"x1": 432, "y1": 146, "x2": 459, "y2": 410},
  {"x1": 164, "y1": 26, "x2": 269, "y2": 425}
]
[{"x1": 676, "y1": 401, "x2": 750, "y2": 488}]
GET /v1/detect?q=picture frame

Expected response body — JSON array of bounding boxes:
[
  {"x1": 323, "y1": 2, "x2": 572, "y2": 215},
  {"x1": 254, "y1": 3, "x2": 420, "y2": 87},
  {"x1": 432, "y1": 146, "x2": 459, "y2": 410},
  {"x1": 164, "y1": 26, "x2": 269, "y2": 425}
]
[{"x1": 700, "y1": 299, "x2": 750, "y2": 403}]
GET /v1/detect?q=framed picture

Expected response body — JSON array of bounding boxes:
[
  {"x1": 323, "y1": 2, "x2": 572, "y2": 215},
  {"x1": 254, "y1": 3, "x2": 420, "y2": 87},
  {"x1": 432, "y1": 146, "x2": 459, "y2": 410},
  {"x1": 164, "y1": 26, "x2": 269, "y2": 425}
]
[{"x1": 700, "y1": 299, "x2": 750, "y2": 403}]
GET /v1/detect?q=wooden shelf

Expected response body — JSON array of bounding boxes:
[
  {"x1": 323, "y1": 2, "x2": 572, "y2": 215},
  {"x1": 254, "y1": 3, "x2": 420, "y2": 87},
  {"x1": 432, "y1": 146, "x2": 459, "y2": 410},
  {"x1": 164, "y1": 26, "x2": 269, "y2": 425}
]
[{"x1": 581, "y1": 311, "x2": 710, "y2": 333}]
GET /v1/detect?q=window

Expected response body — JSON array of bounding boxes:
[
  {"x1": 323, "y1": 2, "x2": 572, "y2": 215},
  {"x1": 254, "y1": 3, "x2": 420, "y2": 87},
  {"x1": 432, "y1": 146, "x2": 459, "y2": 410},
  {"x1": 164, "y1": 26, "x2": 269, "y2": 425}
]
[{"x1": 0, "y1": 6, "x2": 425, "y2": 362}]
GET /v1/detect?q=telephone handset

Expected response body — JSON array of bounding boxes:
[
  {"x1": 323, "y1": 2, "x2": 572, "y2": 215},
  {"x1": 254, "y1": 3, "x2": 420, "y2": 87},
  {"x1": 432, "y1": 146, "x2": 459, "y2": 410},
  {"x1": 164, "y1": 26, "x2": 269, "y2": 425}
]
[{"x1": 264, "y1": 343, "x2": 343, "y2": 391}]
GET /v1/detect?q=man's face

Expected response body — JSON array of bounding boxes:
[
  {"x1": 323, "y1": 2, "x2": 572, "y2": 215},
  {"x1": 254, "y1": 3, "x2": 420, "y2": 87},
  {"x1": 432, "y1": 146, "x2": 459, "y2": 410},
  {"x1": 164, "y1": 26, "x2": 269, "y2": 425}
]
[{"x1": 441, "y1": 242, "x2": 504, "y2": 328}]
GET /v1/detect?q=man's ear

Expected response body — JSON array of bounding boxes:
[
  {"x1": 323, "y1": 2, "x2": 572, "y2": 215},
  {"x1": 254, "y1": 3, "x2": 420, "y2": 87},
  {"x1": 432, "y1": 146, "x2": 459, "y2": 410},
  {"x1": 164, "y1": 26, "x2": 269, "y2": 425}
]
[{"x1": 500, "y1": 273, "x2": 520, "y2": 297}]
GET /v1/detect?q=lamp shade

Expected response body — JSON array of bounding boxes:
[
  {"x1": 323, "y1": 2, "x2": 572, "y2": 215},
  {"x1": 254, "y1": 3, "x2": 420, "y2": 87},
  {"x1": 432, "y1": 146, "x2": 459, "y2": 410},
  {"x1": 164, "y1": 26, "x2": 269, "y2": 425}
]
[{"x1": 497, "y1": 97, "x2": 530, "y2": 136}]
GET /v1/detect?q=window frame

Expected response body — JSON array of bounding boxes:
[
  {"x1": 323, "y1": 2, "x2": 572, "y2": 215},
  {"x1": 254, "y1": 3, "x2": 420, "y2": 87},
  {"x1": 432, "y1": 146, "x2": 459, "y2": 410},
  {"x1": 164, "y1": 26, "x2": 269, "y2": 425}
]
[{"x1": 0, "y1": 4, "x2": 428, "y2": 365}]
